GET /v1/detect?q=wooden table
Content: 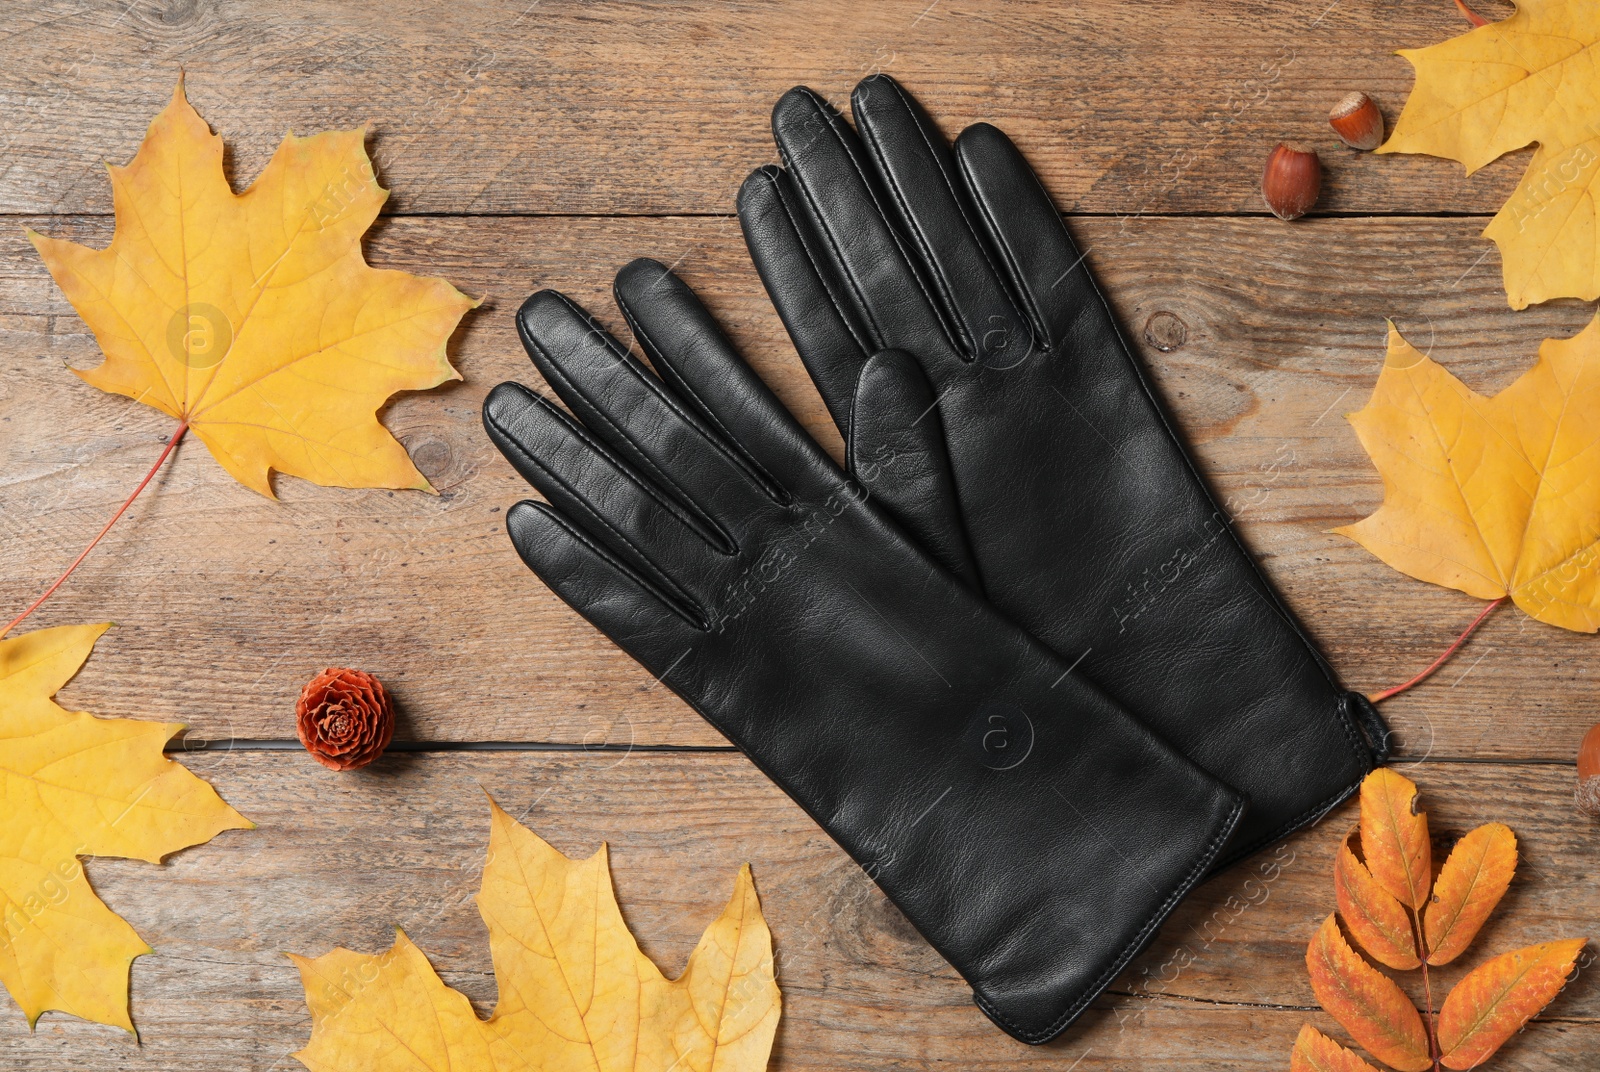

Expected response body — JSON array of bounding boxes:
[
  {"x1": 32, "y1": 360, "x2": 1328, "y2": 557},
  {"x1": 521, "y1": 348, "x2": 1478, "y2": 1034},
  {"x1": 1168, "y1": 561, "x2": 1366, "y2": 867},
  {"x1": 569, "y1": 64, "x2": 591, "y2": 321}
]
[{"x1": 2, "y1": 1, "x2": 1595, "y2": 1067}]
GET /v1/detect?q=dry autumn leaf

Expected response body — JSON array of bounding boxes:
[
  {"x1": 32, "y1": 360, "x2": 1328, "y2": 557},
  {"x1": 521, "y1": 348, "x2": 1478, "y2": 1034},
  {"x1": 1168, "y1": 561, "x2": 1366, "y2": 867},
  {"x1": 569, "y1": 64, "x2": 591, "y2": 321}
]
[
  {"x1": 1380, "y1": 0, "x2": 1600, "y2": 308},
  {"x1": 290, "y1": 798, "x2": 780, "y2": 1072},
  {"x1": 1358, "y1": 769, "x2": 1430, "y2": 912},
  {"x1": 1437, "y1": 939, "x2": 1586, "y2": 1068},
  {"x1": 1337, "y1": 319, "x2": 1600, "y2": 632},
  {"x1": 1334, "y1": 832, "x2": 1419, "y2": 971},
  {"x1": 1294, "y1": 770, "x2": 1585, "y2": 1071},
  {"x1": 1291, "y1": 1024, "x2": 1383, "y2": 1072},
  {"x1": 1376, "y1": 0, "x2": 1600, "y2": 308},
  {"x1": 1306, "y1": 914, "x2": 1431, "y2": 1072},
  {"x1": 0, "y1": 623, "x2": 252, "y2": 1032},
  {"x1": 1424, "y1": 823, "x2": 1517, "y2": 966},
  {"x1": 29, "y1": 77, "x2": 476, "y2": 497}
]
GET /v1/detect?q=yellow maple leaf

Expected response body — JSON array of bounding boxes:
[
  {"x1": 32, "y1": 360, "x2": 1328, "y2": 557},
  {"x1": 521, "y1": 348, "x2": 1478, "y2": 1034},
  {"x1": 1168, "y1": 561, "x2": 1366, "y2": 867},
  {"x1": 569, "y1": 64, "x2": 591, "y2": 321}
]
[
  {"x1": 28, "y1": 77, "x2": 476, "y2": 496},
  {"x1": 1335, "y1": 318, "x2": 1600, "y2": 632},
  {"x1": 0, "y1": 623, "x2": 253, "y2": 1032},
  {"x1": 1379, "y1": 0, "x2": 1600, "y2": 309},
  {"x1": 289, "y1": 798, "x2": 780, "y2": 1072}
]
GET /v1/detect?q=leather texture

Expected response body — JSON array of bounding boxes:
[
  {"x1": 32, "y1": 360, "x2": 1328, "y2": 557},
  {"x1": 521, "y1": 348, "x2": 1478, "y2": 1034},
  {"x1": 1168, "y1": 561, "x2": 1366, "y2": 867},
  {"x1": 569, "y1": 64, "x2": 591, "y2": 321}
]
[
  {"x1": 736, "y1": 75, "x2": 1388, "y2": 870},
  {"x1": 483, "y1": 259, "x2": 1245, "y2": 1043}
]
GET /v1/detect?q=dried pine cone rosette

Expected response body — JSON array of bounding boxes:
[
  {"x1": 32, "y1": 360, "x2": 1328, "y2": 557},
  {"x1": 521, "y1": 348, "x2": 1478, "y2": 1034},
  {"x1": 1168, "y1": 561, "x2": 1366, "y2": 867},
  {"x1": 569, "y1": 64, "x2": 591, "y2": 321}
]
[{"x1": 296, "y1": 668, "x2": 395, "y2": 771}]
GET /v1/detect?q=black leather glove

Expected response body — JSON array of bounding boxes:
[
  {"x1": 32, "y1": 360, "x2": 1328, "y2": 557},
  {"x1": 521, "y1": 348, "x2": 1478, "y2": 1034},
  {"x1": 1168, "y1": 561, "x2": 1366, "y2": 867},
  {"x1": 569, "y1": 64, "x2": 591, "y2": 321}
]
[
  {"x1": 483, "y1": 259, "x2": 1245, "y2": 1043},
  {"x1": 736, "y1": 75, "x2": 1387, "y2": 868}
]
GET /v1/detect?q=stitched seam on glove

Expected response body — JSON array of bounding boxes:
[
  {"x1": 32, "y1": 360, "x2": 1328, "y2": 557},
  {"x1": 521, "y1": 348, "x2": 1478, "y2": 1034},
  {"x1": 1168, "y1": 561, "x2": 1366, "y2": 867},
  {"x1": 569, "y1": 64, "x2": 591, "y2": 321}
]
[
  {"x1": 487, "y1": 413, "x2": 710, "y2": 628},
  {"x1": 760, "y1": 170, "x2": 879, "y2": 370},
  {"x1": 523, "y1": 313, "x2": 746, "y2": 555},
  {"x1": 1348, "y1": 693, "x2": 1393, "y2": 763},
  {"x1": 611, "y1": 285, "x2": 792, "y2": 506},
  {"x1": 856, "y1": 80, "x2": 1015, "y2": 359},
  {"x1": 513, "y1": 498, "x2": 711, "y2": 633},
  {"x1": 1211, "y1": 695, "x2": 1384, "y2": 871},
  {"x1": 782, "y1": 91, "x2": 959, "y2": 358},
  {"x1": 1214, "y1": 767, "x2": 1365, "y2": 872},
  {"x1": 950, "y1": 145, "x2": 1055, "y2": 349},
  {"x1": 549, "y1": 292, "x2": 755, "y2": 512},
  {"x1": 958, "y1": 147, "x2": 1372, "y2": 763},
  {"x1": 973, "y1": 793, "x2": 1247, "y2": 1044},
  {"x1": 1328, "y1": 689, "x2": 1378, "y2": 765},
  {"x1": 494, "y1": 379, "x2": 727, "y2": 557}
]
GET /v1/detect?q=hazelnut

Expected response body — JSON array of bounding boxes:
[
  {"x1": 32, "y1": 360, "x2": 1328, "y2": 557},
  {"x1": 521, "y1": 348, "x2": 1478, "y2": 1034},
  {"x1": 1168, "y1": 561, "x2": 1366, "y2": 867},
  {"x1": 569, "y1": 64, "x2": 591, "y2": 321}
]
[
  {"x1": 1261, "y1": 143, "x2": 1322, "y2": 221},
  {"x1": 1578, "y1": 722, "x2": 1600, "y2": 818},
  {"x1": 1330, "y1": 92, "x2": 1385, "y2": 151}
]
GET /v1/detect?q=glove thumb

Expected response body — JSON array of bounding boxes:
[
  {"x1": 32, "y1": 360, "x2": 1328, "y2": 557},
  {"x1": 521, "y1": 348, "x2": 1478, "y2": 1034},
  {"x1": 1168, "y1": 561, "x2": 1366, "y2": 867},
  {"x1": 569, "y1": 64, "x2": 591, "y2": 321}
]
[{"x1": 850, "y1": 349, "x2": 981, "y2": 590}]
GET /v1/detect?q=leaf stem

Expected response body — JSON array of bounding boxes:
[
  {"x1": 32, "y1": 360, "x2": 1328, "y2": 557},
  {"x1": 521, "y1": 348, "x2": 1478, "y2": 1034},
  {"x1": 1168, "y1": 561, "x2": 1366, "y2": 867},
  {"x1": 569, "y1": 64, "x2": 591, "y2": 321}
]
[
  {"x1": 1369, "y1": 597, "x2": 1505, "y2": 704},
  {"x1": 1453, "y1": 0, "x2": 1490, "y2": 26},
  {"x1": 1, "y1": 420, "x2": 188, "y2": 640},
  {"x1": 1415, "y1": 906, "x2": 1441, "y2": 1072}
]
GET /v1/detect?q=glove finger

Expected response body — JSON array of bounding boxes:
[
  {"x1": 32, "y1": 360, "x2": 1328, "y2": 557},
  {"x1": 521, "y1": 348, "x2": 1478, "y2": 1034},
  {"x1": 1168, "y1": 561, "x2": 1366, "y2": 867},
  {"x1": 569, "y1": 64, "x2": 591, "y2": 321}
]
[
  {"x1": 504, "y1": 500, "x2": 705, "y2": 670},
  {"x1": 954, "y1": 122, "x2": 1097, "y2": 352},
  {"x1": 769, "y1": 86, "x2": 959, "y2": 368},
  {"x1": 613, "y1": 257, "x2": 839, "y2": 504},
  {"x1": 850, "y1": 349, "x2": 980, "y2": 590},
  {"x1": 517, "y1": 289, "x2": 782, "y2": 533},
  {"x1": 850, "y1": 75, "x2": 1036, "y2": 367},
  {"x1": 484, "y1": 380, "x2": 724, "y2": 621},
  {"x1": 738, "y1": 165, "x2": 874, "y2": 436}
]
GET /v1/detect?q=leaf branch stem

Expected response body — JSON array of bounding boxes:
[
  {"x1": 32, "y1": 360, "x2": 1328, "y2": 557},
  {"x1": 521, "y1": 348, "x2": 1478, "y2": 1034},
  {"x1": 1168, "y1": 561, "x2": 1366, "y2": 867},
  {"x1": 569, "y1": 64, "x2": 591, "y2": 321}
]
[
  {"x1": 1, "y1": 420, "x2": 188, "y2": 640},
  {"x1": 1453, "y1": 0, "x2": 1490, "y2": 27},
  {"x1": 1414, "y1": 906, "x2": 1441, "y2": 1072},
  {"x1": 1369, "y1": 597, "x2": 1505, "y2": 704}
]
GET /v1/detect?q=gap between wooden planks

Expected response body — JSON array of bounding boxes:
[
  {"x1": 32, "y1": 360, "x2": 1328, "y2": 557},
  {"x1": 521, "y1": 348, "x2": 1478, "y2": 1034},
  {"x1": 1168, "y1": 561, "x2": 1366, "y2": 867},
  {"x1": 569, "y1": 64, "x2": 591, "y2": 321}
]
[
  {"x1": 3, "y1": 216, "x2": 1593, "y2": 760},
  {"x1": 0, "y1": 0, "x2": 1522, "y2": 218}
]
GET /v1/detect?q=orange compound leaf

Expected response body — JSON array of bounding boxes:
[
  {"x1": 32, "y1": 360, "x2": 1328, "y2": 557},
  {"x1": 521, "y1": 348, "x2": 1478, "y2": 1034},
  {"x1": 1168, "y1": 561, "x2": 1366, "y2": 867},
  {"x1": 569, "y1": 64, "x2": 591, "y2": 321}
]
[
  {"x1": 1290, "y1": 1024, "x2": 1384, "y2": 1072},
  {"x1": 1438, "y1": 939, "x2": 1586, "y2": 1069},
  {"x1": 1358, "y1": 769, "x2": 1432, "y2": 911},
  {"x1": 1336, "y1": 831, "x2": 1421, "y2": 970},
  {"x1": 1306, "y1": 915, "x2": 1432, "y2": 1072},
  {"x1": 1425, "y1": 823, "x2": 1518, "y2": 966}
]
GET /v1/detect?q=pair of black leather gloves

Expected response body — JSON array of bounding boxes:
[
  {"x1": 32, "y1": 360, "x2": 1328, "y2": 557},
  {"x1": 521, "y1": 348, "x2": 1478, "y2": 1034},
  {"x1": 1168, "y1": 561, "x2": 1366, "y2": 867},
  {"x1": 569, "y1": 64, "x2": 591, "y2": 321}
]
[{"x1": 483, "y1": 76, "x2": 1388, "y2": 1044}]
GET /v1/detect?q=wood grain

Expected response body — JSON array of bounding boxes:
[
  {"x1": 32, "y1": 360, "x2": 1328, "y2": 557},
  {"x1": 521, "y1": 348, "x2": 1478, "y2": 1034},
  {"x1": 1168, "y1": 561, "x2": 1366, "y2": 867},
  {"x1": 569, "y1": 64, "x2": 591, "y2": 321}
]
[
  {"x1": 0, "y1": 753, "x2": 1590, "y2": 1070},
  {"x1": 3, "y1": 214, "x2": 1594, "y2": 756},
  {"x1": 0, "y1": 0, "x2": 1521, "y2": 218},
  {"x1": 3, "y1": 6, "x2": 1596, "y2": 1066}
]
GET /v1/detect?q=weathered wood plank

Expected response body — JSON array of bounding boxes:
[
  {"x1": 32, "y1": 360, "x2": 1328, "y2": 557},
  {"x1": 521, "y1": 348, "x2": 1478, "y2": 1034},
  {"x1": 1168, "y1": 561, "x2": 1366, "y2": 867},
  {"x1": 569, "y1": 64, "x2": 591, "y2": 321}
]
[
  {"x1": 0, "y1": 0, "x2": 1520, "y2": 218},
  {"x1": 4, "y1": 213, "x2": 1593, "y2": 755},
  {"x1": 0, "y1": 754, "x2": 1590, "y2": 1069}
]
